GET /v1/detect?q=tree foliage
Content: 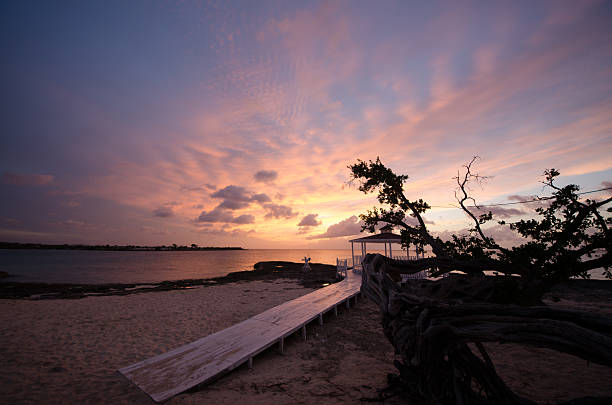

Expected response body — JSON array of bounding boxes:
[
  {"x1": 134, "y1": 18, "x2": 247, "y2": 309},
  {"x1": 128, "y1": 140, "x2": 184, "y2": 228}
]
[{"x1": 349, "y1": 157, "x2": 611, "y2": 287}]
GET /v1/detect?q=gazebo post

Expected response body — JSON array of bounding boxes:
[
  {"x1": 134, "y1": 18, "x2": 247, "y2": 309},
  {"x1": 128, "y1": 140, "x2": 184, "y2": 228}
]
[
  {"x1": 351, "y1": 241, "x2": 355, "y2": 268},
  {"x1": 389, "y1": 243, "x2": 392, "y2": 258},
  {"x1": 384, "y1": 243, "x2": 387, "y2": 256}
]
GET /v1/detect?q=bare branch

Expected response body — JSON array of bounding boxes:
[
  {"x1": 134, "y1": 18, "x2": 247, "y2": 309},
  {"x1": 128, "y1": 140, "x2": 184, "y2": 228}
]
[{"x1": 453, "y1": 157, "x2": 508, "y2": 255}]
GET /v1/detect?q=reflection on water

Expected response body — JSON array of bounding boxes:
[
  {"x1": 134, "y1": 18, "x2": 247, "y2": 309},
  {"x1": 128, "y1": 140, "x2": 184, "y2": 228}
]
[
  {"x1": 2, "y1": 248, "x2": 605, "y2": 284},
  {"x1": 0, "y1": 249, "x2": 355, "y2": 284}
]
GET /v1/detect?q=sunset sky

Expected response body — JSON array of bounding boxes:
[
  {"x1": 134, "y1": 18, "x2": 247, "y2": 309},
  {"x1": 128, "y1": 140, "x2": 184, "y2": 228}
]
[{"x1": 1, "y1": 0, "x2": 611, "y2": 249}]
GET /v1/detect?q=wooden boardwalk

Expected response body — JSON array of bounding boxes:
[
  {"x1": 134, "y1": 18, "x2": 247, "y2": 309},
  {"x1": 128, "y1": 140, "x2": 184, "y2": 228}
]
[{"x1": 119, "y1": 271, "x2": 362, "y2": 403}]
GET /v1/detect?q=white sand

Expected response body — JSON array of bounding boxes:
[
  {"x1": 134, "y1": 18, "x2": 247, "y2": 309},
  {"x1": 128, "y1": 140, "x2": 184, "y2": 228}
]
[
  {"x1": 0, "y1": 280, "x2": 395, "y2": 404},
  {"x1": 2, "y1": 279, "x2": 612, "y2": 404}
]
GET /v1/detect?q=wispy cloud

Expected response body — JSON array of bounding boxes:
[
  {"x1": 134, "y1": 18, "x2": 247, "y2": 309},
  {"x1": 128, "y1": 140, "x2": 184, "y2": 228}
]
[
  {"x1": 467, "y1": 205, "x2": 526, "y2": 219},
  {"x1": 2, "y1": 173, "x2": 54, "y2": 186},
  {"x1": 2, "y1": 1, "x2": 610, "y2": 247}
]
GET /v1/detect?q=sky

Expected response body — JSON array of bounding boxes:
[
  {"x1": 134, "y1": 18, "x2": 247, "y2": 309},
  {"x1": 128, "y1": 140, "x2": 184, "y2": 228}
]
[{"x1": 1, "y1": 0, "x2": 611, "y2": 249}]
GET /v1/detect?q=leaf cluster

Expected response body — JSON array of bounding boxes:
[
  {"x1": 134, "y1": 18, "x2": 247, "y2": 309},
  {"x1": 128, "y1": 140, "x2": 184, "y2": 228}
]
[
  {"x1": 349, "y1": 158, "x2": 440, "y2": 256},
  {"x1": 501, "y1": 169, "x2": 611, "y2": 282}
]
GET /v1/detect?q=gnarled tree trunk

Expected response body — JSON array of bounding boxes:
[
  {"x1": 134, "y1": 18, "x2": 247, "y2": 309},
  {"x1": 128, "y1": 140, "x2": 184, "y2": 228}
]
[{"x1": 361, "y1": 253, "x2": 612, "y2": 405}]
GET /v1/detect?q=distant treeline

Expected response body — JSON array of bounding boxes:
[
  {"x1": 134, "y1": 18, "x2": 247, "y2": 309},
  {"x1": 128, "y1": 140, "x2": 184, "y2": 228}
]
[{"x1": 0, "y1": 242, "x2": 244, "y2": 251}]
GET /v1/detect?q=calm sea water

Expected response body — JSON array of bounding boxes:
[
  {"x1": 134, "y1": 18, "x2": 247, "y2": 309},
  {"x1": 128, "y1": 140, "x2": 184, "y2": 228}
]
[
  {"x1": 0, "y1": 249, "x2": 357, "y2": 284},
  {"x1": 2, "y1": 248, "x2": 606, "y2": 284}
]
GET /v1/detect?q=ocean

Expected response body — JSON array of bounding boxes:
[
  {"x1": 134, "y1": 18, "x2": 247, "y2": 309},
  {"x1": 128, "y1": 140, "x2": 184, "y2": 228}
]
[
  {"x1": 2, "y1": 248, "x2": 607, "y2": 284},
  {"x1": 0, "y1": 248, "x2": 358, "y2": 284}
]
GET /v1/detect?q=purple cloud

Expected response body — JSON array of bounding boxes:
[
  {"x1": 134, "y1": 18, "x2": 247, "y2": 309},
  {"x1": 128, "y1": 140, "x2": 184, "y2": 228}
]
[
  {"x1": 153, "y1": 206, "x2": 174, "y2": 218},
  {"x1": 434, "y1": 224, "x2": 528, "y2": 249},
  {"x1": 197, "y1": 207, "x2": 255, "y2": 224},
  {"x1": 211, "y1": 185, "x2": 252, "y2": 210},
  {"x1": 1, "y1": 172, "x2": 54, "y2": 186},
  {"x1": 232, "y1": 214, "x2": 256, "y2": 224},
  {"x1": 298, "y1": 213, "x2": 321, "y2": 228},
  {"x1": 180, "y1": 183, "x2": 217, "y2": 193},
  {"x1": 211, "y1": 185, "x2": 251, "y2": 200},
  {"x1": 308, "y1": 215, "x2": 363, "y2": 239},
  {"x1": 254, "y1": 170, "x2": 278, "y2": 183},
  {"x1": 218, "y1": 199, "x2": 251, "y2": 210},
  {"x1": 264, "y1": 204, "x2": 298, "y2": 219},
  {"x1": 211, "y1": 186, "x2": 270, "y2": 210},
  {"x1": 466, "y1": 206, "x2": 525, "y2": 219},
  {"x1": 404, "y1": 216, "x2": 436, "y2": 226},
  {"x1": 251, "y1": 193, "x2": 272, "y2": 204}
]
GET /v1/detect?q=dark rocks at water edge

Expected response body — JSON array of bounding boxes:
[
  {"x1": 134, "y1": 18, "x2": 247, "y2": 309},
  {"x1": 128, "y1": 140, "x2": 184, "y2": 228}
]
[
  {"x1": 226, "y1": 261, "x2": 339, "y2": 288},
  {"x1": 0, "y1": 261, "x2": 340, "y2": 300}
]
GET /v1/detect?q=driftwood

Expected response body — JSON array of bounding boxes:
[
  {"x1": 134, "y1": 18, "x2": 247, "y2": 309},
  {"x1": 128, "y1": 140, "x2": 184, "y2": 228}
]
[{"x1": 361, "y1": 253, "x2": 612, "y2": 405}]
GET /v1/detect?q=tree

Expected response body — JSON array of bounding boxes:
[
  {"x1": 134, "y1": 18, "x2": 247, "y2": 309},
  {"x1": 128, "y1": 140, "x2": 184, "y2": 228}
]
[
  {"x1": 350, "y1": 157, "x2": 611, "y2": 289},
  {"x1": 349, "y1": 157, "x2": 612, "y2": 404}
]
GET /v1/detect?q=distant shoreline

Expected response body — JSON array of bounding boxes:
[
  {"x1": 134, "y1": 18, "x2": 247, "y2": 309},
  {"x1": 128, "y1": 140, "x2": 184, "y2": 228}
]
[{"x1": 0, "y1": 242, "x2": 244, "y2": 252}]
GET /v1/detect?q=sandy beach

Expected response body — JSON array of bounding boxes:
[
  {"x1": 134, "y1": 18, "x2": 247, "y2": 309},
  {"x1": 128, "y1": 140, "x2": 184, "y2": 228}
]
[{"x1": 2, "y1": 277, "x2": 612, "y2": 404}]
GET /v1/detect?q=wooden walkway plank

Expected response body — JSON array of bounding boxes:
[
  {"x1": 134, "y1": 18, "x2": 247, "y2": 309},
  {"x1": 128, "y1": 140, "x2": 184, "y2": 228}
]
[{"x1": 119, "y1": 271, "x2": 362, "y2": 402}]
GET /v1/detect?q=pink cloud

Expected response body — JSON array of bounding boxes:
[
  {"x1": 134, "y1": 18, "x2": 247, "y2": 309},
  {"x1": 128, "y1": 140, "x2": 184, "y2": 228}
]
[{"x1": 308, "y1": 215, "x2": 363, "y2": 239}]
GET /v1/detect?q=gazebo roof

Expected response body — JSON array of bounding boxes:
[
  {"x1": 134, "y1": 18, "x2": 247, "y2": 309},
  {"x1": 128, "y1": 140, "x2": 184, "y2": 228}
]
[{"x1": 349, "y1": 232, "x2": 403, "y2": 243}]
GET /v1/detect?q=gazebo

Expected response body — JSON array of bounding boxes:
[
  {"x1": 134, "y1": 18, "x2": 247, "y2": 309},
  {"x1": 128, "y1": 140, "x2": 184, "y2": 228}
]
[{"x1": 349, "y1": 231, "x2": 406, "y2": 270}]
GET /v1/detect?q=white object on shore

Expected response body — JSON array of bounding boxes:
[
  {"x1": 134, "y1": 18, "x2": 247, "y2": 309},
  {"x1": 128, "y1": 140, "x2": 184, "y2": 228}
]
[{"x1": 302, "y1": 256, "x2": 311, "y2": 272}]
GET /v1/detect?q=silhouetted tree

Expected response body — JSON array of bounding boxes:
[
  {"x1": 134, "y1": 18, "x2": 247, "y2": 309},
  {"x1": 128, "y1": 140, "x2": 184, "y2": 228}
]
[
  {"x1": 350, "y1": 157, "x2": 610, "y2": 289},
  {"x1": 349, "y1": 157, "x2": 612, "y2": 405}
]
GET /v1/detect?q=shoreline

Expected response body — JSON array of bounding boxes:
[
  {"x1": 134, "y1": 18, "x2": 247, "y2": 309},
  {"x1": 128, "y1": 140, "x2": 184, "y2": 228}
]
[
  {"x1": 3, "y1": 262, "x2": 611, "y2": 301},
  {"x1": 0, "y1": 261, "x2": 340, "y2": 300},
  {"x1": 0, "y1": 242, "x2": 245, "y2": 251}
]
